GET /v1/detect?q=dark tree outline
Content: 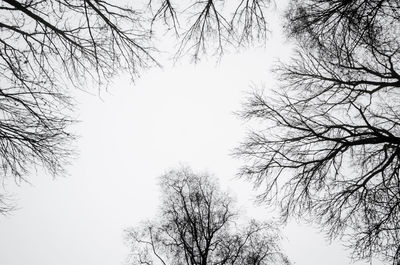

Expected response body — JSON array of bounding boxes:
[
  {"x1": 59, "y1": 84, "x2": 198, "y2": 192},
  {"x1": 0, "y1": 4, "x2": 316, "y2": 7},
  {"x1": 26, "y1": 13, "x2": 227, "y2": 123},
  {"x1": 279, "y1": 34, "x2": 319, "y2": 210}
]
[
  {"x1": 237, "y1": 0, "x2": 400, "y2": 264},
  {"x1": 125, "y1": 167, "x2": 289, "y2": 265},
  {"x1": 147, "y1": 0, "x2": 271, "y2": 62}
]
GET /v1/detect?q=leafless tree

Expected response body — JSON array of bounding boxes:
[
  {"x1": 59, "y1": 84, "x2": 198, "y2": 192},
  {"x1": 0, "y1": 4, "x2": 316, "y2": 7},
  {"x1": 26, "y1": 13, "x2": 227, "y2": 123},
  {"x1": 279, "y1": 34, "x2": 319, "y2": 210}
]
[
  {"x1": 148, "y1": 0, "x2": 270, "y2": 61},
  {"x1": 285, "y1": 0, "x2": 400, "y2": 52},
  {"x1": 0, "y1": 0, "x2": 271, "y2": 213},
  {"x1": 125, "y1": 167, "x2": 289, "y2": 265},
  {"x1": 237, "y1": 0, "x2": 400, "y2": 264},
  {"x1": 0, "y1": 0, "x2": 158, "y2": 214}
]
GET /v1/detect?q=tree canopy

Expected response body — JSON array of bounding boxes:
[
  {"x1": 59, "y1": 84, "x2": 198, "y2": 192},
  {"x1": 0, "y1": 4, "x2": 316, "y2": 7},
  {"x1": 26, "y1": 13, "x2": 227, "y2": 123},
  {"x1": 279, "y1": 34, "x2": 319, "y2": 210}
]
[
  {"x1": 237, "y1": 1, "x2": 400, "y2": 264},
  {"x1": 125, "y1": 168, "x2": 289, "y2": 265}
]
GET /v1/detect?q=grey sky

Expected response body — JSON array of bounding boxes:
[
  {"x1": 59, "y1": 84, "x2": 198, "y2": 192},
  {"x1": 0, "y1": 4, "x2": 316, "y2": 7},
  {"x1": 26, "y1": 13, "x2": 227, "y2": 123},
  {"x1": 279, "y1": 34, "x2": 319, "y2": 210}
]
[{"x1": 0, "y1": 1, "x2": 385, "y2": 265}]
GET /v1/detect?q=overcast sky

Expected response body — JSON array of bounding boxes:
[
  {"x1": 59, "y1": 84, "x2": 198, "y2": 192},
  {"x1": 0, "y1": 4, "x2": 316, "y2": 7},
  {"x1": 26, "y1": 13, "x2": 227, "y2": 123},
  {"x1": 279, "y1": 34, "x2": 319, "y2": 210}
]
[{"x1": 0, "y1": 2, "x2": 385, "y2": 265}]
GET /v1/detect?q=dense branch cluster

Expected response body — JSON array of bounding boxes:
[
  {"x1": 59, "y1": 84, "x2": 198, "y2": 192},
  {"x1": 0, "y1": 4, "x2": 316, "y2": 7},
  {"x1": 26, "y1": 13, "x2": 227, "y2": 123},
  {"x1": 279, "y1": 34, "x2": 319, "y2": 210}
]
[
  {"x1": 237, "y1": 1, "x2": 400, "y2": 264},
  {"x1": 125, "y1": 168, "x2": 289, "y2": 265},
  {"x1": 286, "y1": 0, "x2": 400, "y2": 50}
]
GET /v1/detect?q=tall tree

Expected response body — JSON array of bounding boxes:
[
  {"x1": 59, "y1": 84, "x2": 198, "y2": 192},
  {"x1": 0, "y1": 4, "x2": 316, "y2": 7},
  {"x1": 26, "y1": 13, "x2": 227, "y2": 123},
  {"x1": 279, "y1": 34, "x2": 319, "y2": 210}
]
[
  {"x1": 125, "y1": 168, "x2": 289, "y2": 265},
  {"x1": 237, "y1": 0, "x2": 400, "y2": 264},
  {"x1": 0, "y1": 0, "x2": 270, "y2": 213}
]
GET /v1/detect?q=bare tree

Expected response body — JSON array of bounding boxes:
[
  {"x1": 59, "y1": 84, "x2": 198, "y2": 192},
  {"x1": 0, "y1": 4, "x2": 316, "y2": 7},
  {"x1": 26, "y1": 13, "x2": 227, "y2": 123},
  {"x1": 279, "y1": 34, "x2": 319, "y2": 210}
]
[
  {"x1": 285, "y1": 0, "x2": 400, "y2": 51},
  {"x1": 148, "y1": 0, "x2": 270, "y2": 61},
  {"x1": 237, "y1": 0, "x2": 400, "y2": 264},
  {"x1": 0, "y1": 0, "x2": 272, "y2": 213},
  {"x1": 125, "y1": 167, "x2": 289, "y2": 265},
  {"x1": 0, "y1": 0, "x2": 159, "y2": 214}
]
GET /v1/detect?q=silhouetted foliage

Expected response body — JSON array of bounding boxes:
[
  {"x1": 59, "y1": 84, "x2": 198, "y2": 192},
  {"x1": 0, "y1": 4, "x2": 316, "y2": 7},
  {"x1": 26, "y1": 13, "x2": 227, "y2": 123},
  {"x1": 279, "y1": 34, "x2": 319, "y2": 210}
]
[
  {"x1": 237, "y1": 1, "x2": 400, "y2": 264},
  {"x1": 0, "y1": 0, "x2": 271, "y2": 213},
  {"x1": 125, "y1": 168, "x2": 289, "y2": 265}
]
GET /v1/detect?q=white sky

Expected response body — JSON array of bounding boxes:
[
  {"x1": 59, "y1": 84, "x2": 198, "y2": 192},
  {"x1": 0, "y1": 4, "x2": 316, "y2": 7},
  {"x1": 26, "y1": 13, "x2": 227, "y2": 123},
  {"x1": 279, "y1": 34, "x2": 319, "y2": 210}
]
[{"x1": 0, "y1": 2, "x2": 385, "y2": 265}]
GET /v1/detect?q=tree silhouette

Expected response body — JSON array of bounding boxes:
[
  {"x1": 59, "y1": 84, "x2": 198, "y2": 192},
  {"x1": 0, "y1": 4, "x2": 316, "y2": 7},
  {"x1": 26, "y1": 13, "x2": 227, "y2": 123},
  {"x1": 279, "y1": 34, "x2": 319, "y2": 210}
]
[
  {"x1": 0, "y1": 0, "x2": 157, "y2": 212},
  {"x1": 149, "y1": 0, "x2": 270, "y2": 60},
  {"x1": 125, "y1": 168, "x2": 289, "y2": 265},
  {"x1": 237, "y1": 0, "x2": 400, "y2": 264},
  {"x1": 0, "y1": 0, "x2": 271, "y2": 213}
]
